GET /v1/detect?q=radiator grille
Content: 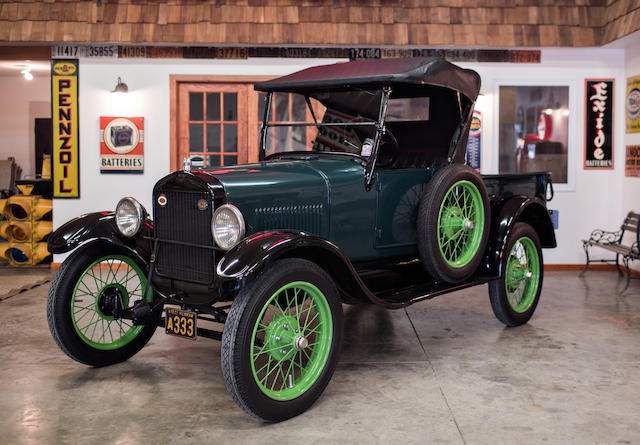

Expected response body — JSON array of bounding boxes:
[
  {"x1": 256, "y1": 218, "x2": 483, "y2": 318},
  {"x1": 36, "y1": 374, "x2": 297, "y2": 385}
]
[
  {"x1": 154, "y1": 190, "x2": 214, "y2": 283},
  {"x1": 254, "y1": 204, "x2": 323, "y2": 235}
]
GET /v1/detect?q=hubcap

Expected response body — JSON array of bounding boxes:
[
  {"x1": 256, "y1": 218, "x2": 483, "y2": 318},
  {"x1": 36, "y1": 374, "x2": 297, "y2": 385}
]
[
  {"x1": 505, "y1": 237, "x2": 540, "y2": 313},
  {"x1": 437, "y1": 180, "x2": 485, "y2": 268},
  {"x1": 250, "y1": 281, "x2": 333, "y2": 401}
]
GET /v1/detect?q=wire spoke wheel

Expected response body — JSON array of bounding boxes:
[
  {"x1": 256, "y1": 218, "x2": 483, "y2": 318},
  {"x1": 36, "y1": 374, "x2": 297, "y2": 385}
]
[
  {"x1": 222, "y1": 258, "x2": 343, "y2": 422},
  {"x1": 437, "y1": 180, "x2": 485, "y2": 268},
  {"x1": 250, "y1": 281, "x2": 332, "y2": 401},
  {"x1": 505, "y1": 237, "x2": 540, "y2": 313},
  {"x1": 418, "y1": 165, "x2": 490, "y2": 283},
  {"x1": 71, "y1": 255, "x2": 150, "y2": 350},
  {"x1": 47, "y1": 244, "x2": 159, "y2": 367},
  {"x1": 489, "y1": 222, "x2": 544, "y2": 327}
]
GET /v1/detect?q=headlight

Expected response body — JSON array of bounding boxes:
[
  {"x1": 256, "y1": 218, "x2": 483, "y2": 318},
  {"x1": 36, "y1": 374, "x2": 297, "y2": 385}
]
[
  {"x1": 115, "y1": 197, "x2": 145, "y2": 237},
  {"x1": 212, "y1": 204, "x2": 245, "y2": 250}
]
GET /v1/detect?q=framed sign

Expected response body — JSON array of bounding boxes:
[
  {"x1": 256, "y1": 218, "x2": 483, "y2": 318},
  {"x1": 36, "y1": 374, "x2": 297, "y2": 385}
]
[
  {"x1": 100, "y1": 117, "x2": 144, "y2": 174},
  {"x1": 465, "y1": 110, "x2": 481, "y2": 170},
  {"x1": 584, "y1": 79, "x2": 614, "y2": 169},
  {"x1": 626, "y1": 145, "x2": 640, "y2": 177},
  {"x1": 51, "y1": 59, "x2": 80, "y2": 198},
  {"x1": 626, "y1": 75, "x2": 640, "y2": 133}
]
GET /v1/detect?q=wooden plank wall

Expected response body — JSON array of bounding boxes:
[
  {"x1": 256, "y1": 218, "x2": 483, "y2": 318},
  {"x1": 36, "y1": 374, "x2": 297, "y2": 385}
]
[{"x1": 0, "y1": 0, "x2": 638, "y2": 47}]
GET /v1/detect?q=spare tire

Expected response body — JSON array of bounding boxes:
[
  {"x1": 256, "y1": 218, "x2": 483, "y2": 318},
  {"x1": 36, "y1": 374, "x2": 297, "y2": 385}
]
[{"x1": 417, "y1": 164, "x2": 490, "y2": 283}]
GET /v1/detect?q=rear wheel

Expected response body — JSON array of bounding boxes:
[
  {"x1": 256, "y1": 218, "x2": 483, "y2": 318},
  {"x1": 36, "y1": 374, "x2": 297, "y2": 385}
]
[
  {"x1": 47, "y1": 243, "x2": 159, "y2": 367},
  {"x1": 221, "y1": 258, "x2": 343, "y2": 422},
  {"x1": 417, "y1": 164, "x2": 490, "y2": 283},
  {"x1": 489, "y1": 223, "x2": 544, "y2": 327}
]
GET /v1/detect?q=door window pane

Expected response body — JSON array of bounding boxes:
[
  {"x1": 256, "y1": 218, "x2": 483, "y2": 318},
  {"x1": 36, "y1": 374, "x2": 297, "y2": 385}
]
[
  {"x1": 189, "y1": 124, "x2": 203, "y2": 152},
  {"x1": 276, "y1": 127, "x2": 291, "y2": 152},
  {"x1": 292, "y1": 94, "x2": 306, "y2": 122},
  {"x1": 258, "y1": 93, "x2": 268, "y2": 120},
  {"x1": 274, "y1": 93, "x2": 289, "y2": 121},
  {"x1": 499, "y1": 86, "x2": 569, "y2": 184},
  {"x1": 206, "y1": 124, "x2": 221, "y2": 152},
  {"x1": 206, "y1": 154, "x2": 220, "y2": 167},
  {"x1": 206, "y1": 93, "x2": 220, "y2": 121},
  {"x1": 189, "y1": 92, "x2": 203, "y2": 120},
  {"x1": 223, "y1": 124, "x2": 237, "y2": 152},
  {"x1": 223, "y1": 155, "x2": 238, "y2": 165},
  {"x1": 224, "y1": 93, "x2": 238, "y2": 121}
]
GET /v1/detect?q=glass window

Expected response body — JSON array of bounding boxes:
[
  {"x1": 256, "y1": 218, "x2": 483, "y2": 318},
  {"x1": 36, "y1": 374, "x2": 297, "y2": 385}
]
[
  {"x1": 386, "y1": 97, "x2": 430, "y2": 121},
  {"x1": 499, "y1": 86, "x2": 569, "y2": 184}
]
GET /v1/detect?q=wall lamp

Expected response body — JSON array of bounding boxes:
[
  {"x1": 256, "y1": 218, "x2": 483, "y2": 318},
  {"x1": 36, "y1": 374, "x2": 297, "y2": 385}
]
[{"x1": 111, "y1": 77, "x2": 128, "y2": 94}]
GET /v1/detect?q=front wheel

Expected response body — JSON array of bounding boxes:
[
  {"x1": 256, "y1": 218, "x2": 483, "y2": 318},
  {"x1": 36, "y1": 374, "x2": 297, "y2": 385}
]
[
  {"x1": 489, "y1": 223, "x2": 544, "y2": 327},
  {"x1": 221, "y1": 258, "x2": 343, "y2": 422},
  {"x1": 46, "y1": 243, "x2": 159, "y2": 367}
]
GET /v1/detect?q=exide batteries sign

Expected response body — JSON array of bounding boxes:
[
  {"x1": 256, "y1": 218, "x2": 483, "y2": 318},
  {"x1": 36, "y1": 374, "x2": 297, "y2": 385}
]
[
  {"x1": 51, "y1": 59, "x2": 80, "y2": 198},
  {"x1": 585, "y1": 79, "x2": 614, "y2": 170}
]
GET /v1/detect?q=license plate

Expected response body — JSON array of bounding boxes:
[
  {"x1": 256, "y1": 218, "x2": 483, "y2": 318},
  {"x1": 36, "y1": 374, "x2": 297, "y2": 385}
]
[{"x1": 165, "y1": 308, "x2": 197, "y2": 340}]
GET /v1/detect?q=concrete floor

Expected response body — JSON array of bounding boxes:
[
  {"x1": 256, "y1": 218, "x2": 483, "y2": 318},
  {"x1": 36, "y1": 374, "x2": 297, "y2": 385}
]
[{"x1": 0, "y1": 269, "x2": 638, "y2": 445}]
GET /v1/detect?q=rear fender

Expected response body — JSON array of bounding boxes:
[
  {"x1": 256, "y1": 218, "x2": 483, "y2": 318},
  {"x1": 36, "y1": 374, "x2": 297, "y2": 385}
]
[
  {"x1": 489, "y1": 197, "x2": 556, "y2": 276},
  {"x1": 48, "y1": 212, "x2": 153, "y2": 265},
  {"x1": 217, "y1": 231, "x2": 378, "y2": 305}
]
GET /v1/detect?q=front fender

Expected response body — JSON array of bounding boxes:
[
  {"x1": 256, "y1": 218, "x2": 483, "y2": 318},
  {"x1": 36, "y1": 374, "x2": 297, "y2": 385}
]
[
  {"x1": 48, "y1": 212, "x2": 153, "y2": 264},
  {"x1": 217, "y1": 230, "x2": 382, "y2": 305},
  {"x1": 488, "y1": 196, "x2": 556, "y2": 276}
]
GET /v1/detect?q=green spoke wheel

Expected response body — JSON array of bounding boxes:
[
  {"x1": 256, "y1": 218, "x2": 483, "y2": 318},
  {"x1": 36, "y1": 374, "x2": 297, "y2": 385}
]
[
  {"x1": 222, "y1": 258, "x2": 343, "y2": 422},
  {"x1": 70, "y1": 255, "x2": 150, "y2": 350},
  {"x1": 489, "y1": 223, "x2": 544, "y2": 327},
  {"x1": 250, "y1": 281, "x2": 332, "y2": 401},
  {"x1": 418, "y1": 165, "x2": 490, "y2": 283},
  {"x1": 47, "y1": 243, "x2": 159, "y2": 367},
  {"x1": 437, "y1": 180, "x2": 485, "y2": 268}
]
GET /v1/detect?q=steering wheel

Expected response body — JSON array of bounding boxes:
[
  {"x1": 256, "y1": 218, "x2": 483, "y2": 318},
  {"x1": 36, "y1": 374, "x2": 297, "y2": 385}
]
[{"x1": 376, "y1": 129, "x2": 399, "y2": 168}]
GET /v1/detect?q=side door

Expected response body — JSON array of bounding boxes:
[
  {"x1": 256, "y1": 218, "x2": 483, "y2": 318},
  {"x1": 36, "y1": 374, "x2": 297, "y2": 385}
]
[{"x1": 374, "y1": 168, "x2": 433, "y2": 257}]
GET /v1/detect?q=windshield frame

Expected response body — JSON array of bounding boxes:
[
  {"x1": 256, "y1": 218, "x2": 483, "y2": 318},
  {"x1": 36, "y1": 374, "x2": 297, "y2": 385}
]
[{"x1": 258, "y1": 87, "x2": 392, "y2": 190}]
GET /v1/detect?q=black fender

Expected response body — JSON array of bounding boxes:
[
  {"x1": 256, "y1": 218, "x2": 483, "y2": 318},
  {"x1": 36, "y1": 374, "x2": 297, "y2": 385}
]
[
  {"x1": 488, "y1": 196, "x2": 556, "y2": 277},
  {"x1": 48, "y1": 211, "x2": 153, "y2": 266},
  {"x1": 217, "y1": 230, "x2": 390, "y2": 306}
]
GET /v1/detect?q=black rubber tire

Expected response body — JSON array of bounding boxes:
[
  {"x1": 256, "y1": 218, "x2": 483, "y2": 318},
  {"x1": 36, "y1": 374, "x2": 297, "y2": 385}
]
[
  {"x1": 417, "y1": 164, "x2": 490, "y2": 283},
  {"x1": 46, "y1": 242, "x2": 159, "y2": 367},
  {"x1": 221, "y1": 258, "x2": 343, "y2": 422},
  {"x1": 489, "y1": 222, "x2": 544, "y2": 327}
]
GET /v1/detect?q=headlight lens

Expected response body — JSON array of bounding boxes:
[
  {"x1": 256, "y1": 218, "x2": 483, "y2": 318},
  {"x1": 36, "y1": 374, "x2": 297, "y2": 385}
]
[
  {"x1": 212, "y1": 204, "x2": 245, "y2": 250},
  {"x1": 115, "y1": 197, "x2": 145, "y2": 237}
]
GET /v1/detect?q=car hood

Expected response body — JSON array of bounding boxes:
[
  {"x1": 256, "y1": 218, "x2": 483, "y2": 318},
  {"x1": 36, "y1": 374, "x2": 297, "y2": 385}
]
[{"x1": 195, "y1": 157, "x2": 365, "y2": 237}]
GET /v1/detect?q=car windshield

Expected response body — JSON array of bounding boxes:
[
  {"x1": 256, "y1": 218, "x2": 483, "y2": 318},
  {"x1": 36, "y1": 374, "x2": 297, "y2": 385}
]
[{"x1": 259, "y1": 92, "x2": 433, "y2": 160}]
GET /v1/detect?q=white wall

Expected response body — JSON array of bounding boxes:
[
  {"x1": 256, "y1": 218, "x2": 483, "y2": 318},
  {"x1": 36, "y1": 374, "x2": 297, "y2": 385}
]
[
  {"x1": 55, "y1": 49, "x2": 629, "y2": 264},
  {"x1": 0, "y1": 73, "x2": 50, "y2": 178}
]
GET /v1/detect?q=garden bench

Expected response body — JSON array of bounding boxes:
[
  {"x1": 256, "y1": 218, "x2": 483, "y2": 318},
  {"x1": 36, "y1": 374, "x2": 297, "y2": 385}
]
[{"x1": 582, "y1": 211, "x2": 640, "y2": 293}]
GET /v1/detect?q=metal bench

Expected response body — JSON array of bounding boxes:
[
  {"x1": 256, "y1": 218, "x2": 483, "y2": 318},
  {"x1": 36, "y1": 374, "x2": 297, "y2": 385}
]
[{"x1": 582, "y1": 211, "x2": 640, "y2": 293}]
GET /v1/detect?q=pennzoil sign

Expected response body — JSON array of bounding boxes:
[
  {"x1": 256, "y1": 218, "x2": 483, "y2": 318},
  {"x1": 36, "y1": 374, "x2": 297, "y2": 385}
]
[{"x1": 51, "y1": 59, "x2": 80, "y2": 198}]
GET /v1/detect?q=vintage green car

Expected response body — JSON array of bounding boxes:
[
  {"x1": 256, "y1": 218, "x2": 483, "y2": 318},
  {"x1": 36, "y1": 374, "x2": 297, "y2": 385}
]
[{"x1": 47, "y1": 58, "x2": 556, "y2": 422}]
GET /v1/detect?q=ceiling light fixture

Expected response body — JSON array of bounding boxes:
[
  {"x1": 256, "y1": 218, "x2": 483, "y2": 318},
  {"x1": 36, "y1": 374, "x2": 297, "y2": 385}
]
[
  {"x1": 111, "y1": 76, "x2": 128, "y2": 93},
  {"x1": 21, "y1": 68, "x2": 33, "y2": 80}
]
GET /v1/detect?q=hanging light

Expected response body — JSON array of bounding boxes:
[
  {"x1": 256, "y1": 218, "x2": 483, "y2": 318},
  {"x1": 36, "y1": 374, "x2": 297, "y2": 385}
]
[
  {"x1": 111, "y1": 77, "x2": 128, "y2": 94},
  {"x1": 21, "y1": 68, "x2": 33, "y2": 81}
]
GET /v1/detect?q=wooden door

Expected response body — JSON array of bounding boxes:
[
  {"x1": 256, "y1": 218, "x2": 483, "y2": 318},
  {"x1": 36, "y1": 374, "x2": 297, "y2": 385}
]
[
  {"x1": 174, "y1": 80, "x2": 323, "y2": 170},
  {"x1": 178, "y1": 83, "x2": 248, "y2": 169}
]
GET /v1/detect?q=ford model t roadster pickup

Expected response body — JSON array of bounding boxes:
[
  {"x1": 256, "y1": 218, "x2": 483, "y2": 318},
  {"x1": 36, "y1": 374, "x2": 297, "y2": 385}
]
[{"x1": 47, "y1": 58, "x2": 556, "y2": 422}]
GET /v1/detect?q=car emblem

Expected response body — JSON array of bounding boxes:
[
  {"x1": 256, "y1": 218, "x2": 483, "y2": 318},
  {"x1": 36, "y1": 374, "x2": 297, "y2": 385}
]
[
  {"x1": 157, "y1": 194, "x2": 167, "y2": 206},
  {"x1": 197, "y1": 199, "x2": 209, "y2": 211}
]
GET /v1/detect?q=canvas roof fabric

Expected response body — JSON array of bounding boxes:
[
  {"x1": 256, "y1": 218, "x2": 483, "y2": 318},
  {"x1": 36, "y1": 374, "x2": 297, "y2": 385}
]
[{"x1": 254, "y1": 57, "x2": 481, "y2": 101}]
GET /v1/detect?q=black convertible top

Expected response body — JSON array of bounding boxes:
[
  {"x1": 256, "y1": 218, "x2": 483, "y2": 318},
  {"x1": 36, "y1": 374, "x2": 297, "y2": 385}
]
[{"x1": 254, "y1": 57, "x2": 481, "y2": 101}]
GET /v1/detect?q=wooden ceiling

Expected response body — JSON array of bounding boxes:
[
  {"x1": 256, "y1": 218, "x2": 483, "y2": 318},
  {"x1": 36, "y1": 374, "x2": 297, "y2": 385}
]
[{"x1": 0, "y1": 0, "x2": 638, "y2": 48}]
